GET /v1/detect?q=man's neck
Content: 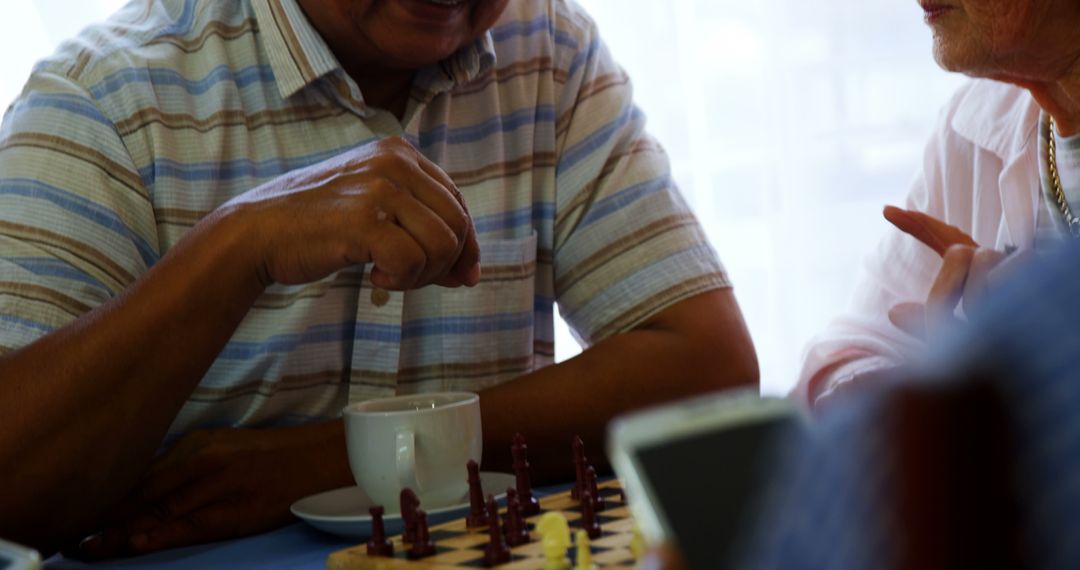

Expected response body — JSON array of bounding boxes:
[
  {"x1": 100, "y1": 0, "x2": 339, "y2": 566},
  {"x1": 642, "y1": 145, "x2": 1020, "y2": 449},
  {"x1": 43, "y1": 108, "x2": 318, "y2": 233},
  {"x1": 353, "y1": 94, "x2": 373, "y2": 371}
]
[{"x1": 349, "y1": 67, "x2": 414, "y2": 121}]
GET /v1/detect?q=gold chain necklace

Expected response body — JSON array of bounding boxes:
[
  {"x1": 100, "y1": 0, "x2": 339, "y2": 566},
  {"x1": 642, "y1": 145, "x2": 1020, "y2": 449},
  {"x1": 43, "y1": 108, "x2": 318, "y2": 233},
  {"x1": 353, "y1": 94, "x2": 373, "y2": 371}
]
[{"x1": 1046, "y1": 116, "x2": 1080, "y2": 237}]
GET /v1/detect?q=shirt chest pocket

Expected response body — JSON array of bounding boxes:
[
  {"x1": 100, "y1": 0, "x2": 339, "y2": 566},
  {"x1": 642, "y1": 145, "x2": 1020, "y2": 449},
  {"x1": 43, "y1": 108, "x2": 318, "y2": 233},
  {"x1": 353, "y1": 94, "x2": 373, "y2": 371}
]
[{"x1": 437, "y1": 231, "x2": 540, "y2": 385}]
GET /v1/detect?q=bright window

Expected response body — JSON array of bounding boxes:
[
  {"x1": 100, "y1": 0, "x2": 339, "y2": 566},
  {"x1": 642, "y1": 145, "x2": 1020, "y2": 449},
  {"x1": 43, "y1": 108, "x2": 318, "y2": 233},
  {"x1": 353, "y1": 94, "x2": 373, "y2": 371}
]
[
  {"x1": 0, "y1": 1, "x2": 129, "y2": 108},
  {"x1": 573, "y1": 0, "x2": 966, "y2": 394},
  {"x1": 0, "y1": 1, "x2": 967, "y2": 395}
]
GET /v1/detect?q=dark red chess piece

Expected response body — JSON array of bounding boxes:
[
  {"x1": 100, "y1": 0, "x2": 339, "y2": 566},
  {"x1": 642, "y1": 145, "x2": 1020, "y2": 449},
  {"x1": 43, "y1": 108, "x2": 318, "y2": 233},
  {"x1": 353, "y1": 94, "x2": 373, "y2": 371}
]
[
  {"x1": 483, "y1": 494, "x2": 511, "y2": 566},
  {"x1": 400, "y1": 488, "x2": 420, "y2": 544},
  {"x1": 511, "y1": 433, "x2": 541, "y2": 515},
  {"x1": 466, "y1": 459, "x2": 487, "y2": 528},
  {"x1": 571, "y1": 435, "x2": 587, "y2": 500},
  {"x1": 580, "y1": 490, "x2": 602, "y2": 539},
  {"x1": 586, "y1": 465, "x2": 605, "y2": 512},
  {"x1": 503, "y1": 487, "x2": 530, "y2": 546},
  {"x1": 366, "y1": 505, "x2": 394, "y2": 557},
  {"x1": 407, "y1": 510, "x2": 437, "y2": 559},
  {"x1": 502, "y1": 487, "x2": 518, "y2": 528}
]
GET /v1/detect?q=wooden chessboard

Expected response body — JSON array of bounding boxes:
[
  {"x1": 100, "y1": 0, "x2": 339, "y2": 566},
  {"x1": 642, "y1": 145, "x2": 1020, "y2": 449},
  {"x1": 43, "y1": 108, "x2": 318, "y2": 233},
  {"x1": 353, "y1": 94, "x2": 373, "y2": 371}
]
[{"x1": 327, "y1": 479, "x2": 638, "y2": 569}]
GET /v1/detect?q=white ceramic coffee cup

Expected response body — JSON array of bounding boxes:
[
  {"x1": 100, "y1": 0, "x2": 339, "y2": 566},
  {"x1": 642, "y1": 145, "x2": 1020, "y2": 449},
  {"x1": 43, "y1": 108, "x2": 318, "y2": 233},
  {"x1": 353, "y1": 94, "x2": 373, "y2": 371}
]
[{"x1": 343, "y1": 392, "x2": 482, "y2": 510}]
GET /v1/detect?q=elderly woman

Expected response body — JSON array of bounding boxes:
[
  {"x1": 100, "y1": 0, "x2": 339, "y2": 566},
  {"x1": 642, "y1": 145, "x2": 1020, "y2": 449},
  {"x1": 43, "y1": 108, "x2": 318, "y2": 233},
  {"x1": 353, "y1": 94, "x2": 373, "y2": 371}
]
[
  {"x1": 797, "y1": 0, "x2": 1080, "y2": 407},
  {"x1": 642, "y1": 2, "x2": 1080, "y2": 567}
]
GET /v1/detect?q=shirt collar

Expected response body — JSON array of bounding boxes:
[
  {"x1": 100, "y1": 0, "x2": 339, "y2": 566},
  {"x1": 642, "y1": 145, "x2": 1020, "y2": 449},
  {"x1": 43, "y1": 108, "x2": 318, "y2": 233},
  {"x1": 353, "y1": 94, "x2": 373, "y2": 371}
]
[
  {"x1": 251, "y1": 0, "x2": 340, "y2": 100},
  {"x1": 950, "y1": 79, "x2": 1040, "y2": 162},
  {"x1": 252, "y1": 0, "x2": 497, "y2": 102},
  {"x1": 445, "y1": 32, "x2": 497, "y2": 88}
]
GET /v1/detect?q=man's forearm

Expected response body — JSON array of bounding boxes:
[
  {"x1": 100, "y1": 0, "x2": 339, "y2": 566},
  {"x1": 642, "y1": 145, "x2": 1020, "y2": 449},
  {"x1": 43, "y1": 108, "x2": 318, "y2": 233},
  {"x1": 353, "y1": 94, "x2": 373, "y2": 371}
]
[
  {"x1": 0, "y1": 208, "x2": 265, "y2": 551},
  {"x1": 478, "y1": 289, "x2": 758, "y2": 482}
]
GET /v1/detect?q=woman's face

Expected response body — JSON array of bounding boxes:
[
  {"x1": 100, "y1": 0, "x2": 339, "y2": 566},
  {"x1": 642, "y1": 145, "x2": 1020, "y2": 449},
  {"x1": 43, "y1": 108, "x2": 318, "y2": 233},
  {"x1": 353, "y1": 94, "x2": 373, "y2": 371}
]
[
  {"x1": 921, "y1": 0, "x2": 1080, "y2": 81},
  {"x1": 301, "y1": 0, "x2": 510, "y2": 72}
]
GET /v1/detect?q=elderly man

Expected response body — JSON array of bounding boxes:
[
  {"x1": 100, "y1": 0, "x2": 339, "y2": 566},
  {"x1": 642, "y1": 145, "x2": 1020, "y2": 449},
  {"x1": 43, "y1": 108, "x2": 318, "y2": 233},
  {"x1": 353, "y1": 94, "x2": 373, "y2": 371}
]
[{"x1": 0, "y1": 0, "x2": 756, "y2": 557}]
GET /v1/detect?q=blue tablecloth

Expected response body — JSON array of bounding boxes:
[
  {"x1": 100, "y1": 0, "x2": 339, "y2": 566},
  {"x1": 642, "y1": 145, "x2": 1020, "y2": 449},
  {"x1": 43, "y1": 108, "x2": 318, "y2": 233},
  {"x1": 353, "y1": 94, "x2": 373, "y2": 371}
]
[
  {"x1": 45, "y1": 523, "x2": 356, "y2": 570},
  {"x1": 44, "y1": 485, "x2": 569, "y2": 569}
]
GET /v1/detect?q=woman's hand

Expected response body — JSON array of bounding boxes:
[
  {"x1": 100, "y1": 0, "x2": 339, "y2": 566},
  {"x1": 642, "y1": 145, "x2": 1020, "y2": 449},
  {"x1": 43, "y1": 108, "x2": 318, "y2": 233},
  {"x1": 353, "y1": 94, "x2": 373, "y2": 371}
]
[
  {"x1": 813, "y1": 206, "x2": 1027, "y2": 412},
  {"x1": 66, "y1": 422, "x2": 351, "y2": 559},
  {"x1": 882, "y1": 206, "x2": 1023, "y2": 341}
]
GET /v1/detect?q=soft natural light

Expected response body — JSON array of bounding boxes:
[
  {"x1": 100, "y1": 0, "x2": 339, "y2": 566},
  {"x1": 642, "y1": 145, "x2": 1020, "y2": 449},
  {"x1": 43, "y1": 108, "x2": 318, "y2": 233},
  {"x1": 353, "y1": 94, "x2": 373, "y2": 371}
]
[
  {"x1": 571, "y1": 0, "x2": 966, "y2": 394},
  {"x1": 0, "y1": 1, "x2": 129, "y2": 108},
  {"x1": 0, "y1": 1, "x2": 968, "y2": 396}
]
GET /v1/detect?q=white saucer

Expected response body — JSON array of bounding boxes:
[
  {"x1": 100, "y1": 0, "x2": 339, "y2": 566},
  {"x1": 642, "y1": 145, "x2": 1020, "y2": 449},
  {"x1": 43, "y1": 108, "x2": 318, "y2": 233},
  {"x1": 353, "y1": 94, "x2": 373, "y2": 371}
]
[{"x1": 290, "y1": 471, "x2": 516, "y2": 538}]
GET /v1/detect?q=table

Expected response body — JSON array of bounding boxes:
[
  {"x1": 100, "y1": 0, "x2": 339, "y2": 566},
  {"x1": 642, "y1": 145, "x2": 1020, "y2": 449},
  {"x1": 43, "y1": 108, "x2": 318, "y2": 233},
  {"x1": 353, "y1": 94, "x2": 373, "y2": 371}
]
[
  {"x1": 45, "y1": 523, "x2": 356, "y2": 570},
  {"x1": 43, "y1": 484, "x2": 571, "y2": 569}
]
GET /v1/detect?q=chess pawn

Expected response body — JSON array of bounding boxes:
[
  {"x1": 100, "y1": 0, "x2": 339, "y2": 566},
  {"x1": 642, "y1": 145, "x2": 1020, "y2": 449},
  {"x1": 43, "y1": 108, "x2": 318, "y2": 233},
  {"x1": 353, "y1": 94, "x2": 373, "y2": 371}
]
[
  {"x1": 629, "y1": 524, "x2": 646, "y2": 564},
  {"x1": 503, "y1": 488, "x2": 531, "y2": 546},
  {"x1": 585, "y1": 465, "x2": 605, "y2": 512},
  {"x1": 483, "y1": 495, "x2": 511, "y2": 566},
  {"x1": 400, "y1": 488, "x2": 420, "y2": 544},
  {"x1": 366, "y1": 505, "x2": 393, "y2": 557},
  {"x1": 407, "y1": 510, "x2": 437, "y2": 559},
  {"x1": 574, "y1": 529, "x2": 597, "y2": 570},
  {"x1": 580, "y1": 490, "x2": 601, "y2": 539}
]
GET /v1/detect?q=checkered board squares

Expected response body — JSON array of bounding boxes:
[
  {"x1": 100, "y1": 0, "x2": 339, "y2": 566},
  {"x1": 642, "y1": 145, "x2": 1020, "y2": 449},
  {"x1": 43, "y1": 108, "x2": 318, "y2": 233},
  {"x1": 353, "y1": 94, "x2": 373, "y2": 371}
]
[{"x1": 327, "y1": 479, "x2": 638, "y2": 569}]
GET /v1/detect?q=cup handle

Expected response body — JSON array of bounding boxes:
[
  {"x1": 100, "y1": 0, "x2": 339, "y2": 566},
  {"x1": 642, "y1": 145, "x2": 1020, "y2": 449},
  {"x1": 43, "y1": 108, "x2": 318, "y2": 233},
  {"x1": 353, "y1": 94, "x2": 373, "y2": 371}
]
[{"x1": 396, "y1": 429, "x2": 421, "y2": 493}]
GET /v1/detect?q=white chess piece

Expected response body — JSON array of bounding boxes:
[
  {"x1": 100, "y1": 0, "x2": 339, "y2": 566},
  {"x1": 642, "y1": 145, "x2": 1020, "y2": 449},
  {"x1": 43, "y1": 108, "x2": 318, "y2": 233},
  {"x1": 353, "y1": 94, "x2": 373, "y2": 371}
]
[
  {"x1": 574, "y1": 529, "x2": 597, "y2": 570},
  {"x1": 536, "y1": 511, "x2": 571, "y2": 570}
]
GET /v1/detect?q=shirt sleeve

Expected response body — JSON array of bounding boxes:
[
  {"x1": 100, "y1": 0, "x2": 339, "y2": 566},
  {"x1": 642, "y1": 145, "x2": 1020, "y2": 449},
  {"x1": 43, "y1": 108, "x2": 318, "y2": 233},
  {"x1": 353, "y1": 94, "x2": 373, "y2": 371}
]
[
  {"x1": 550, "y1": 1, "x2": 729, "y2": 346},
  {"x1": 0, "y1": 69, "x2": 156, "y2": 354},
  {"x1": 792, "y1": 87, "x2": 977, "y2": 406}
]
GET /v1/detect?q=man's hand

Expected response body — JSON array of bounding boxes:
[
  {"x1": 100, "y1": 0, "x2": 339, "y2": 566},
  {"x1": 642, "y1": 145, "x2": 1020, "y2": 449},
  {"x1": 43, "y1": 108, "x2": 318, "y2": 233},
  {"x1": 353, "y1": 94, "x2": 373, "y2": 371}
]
[
  {"x1": 223, "y1": 135, "x2": 481, "y2": 291},
  {"x1": 67, "y1": 423, "x2": 351, "y2": 559},
  {"x1": 882, "y1": 206, "x2": 1023, "y2": 341}
]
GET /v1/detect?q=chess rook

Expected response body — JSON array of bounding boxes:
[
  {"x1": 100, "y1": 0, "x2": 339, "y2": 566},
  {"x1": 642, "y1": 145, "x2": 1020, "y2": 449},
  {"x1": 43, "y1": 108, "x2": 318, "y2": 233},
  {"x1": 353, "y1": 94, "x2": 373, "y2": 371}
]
[{"x1": 365, "y1": 505, "x2": 393, "y2": 557}]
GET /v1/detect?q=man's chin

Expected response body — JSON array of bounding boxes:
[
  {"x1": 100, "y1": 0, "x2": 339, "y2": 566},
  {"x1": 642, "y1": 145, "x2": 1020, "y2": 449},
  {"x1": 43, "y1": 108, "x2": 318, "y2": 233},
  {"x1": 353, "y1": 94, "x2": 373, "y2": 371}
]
[{"x1": 372, "y1": 39, "x2": 465, "y2": 70}]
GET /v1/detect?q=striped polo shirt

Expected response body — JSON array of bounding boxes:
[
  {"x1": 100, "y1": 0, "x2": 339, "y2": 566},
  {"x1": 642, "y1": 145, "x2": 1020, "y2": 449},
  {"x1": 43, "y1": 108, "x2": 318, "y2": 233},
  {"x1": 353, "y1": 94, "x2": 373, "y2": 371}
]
[{"x1": 0, "y1": 0, "x2": 729, "y2": 437}]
